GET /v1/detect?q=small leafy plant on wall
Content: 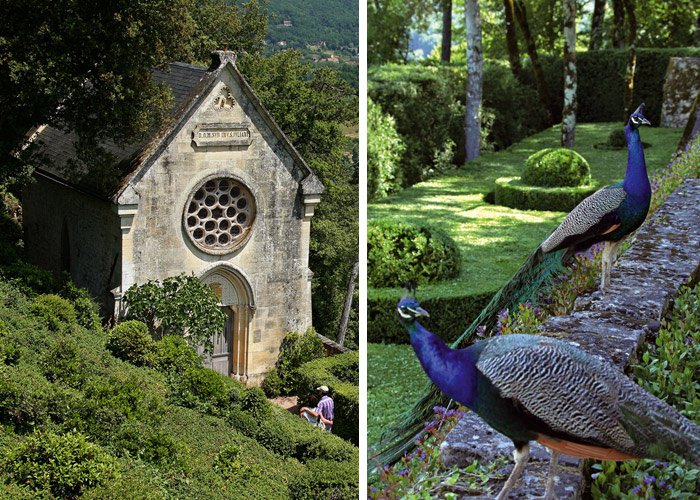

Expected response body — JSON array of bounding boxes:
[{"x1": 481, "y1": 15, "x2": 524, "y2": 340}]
[{"x1": 122, "y1": 273, "x2": 225, "y2": 352}]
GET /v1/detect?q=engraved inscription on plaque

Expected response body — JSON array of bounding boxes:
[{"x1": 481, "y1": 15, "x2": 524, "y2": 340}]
[{"x1": 192, "y1": 123, "x2": 252, "y2": 147}]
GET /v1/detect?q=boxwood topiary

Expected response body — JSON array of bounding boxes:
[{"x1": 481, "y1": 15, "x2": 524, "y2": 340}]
[
  {"x1": 368, "y1": 220, "x2": 460, "y2": 288},
  {"x1": 494, "y1": 177, "x2": 600, "y2": 212},
  {"x1": 31, "y1": 294, "x2": 77, "y2": 332},
  {"x1": 522, "y1": 148, "x2": 591, "y2": 187},
  {"x1": 107, "y1": 320, "x2": 156, "y2": 367}
]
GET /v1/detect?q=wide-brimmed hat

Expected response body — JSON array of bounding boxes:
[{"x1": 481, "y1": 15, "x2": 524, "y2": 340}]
[{"x1": 316, "y1": 385, "x2": 330, "y2": 393}]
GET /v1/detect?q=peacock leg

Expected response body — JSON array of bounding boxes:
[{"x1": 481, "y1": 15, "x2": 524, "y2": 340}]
[
  {"x1": 496, "y1": 443, "x2": 530, "y2": 500},
  {"x1": 543, "y1": 450, "x2": 560, "y2": 499},
  {"x1": 600, "y1": 241, "x2": 620, "y2": 291}
]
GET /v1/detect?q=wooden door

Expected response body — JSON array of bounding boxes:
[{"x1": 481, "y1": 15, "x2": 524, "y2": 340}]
[{"x1": 210, "y1": 306, "x2": 234, "y2": 376}]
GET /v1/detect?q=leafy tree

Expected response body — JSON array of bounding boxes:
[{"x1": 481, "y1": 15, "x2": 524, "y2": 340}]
[
  {"x1": 122, "y1": 274, "x2": 225, "y2": 353},
  {"x1": 0, "y1": 0, "x2": 195, "y2": 184}
]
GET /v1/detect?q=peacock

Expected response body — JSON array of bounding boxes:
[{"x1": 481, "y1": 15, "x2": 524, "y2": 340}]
[
  {"x1": 396, "y1": 295, "x2": 700, "y2": 499},
  {"x1": 371, "y1": 104, "x2": 653, "y2": 466}
]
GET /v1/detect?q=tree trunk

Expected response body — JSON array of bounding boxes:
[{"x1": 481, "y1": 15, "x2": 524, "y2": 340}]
[
  {"x1": 441, "y1": 0, "x2": 452, "y2": 63},
  {"x1": 612, "y1": 0, "x2": 626, "y2": 48},
  {"x1": 503, "y1": 0, "x2": 522, "y2": 80},
  {"x1": 465, "y1": 0, "x2": 483, "y2": 162},
  {"x1": 514, "y1": 0, "x2": 553, "y2": 125},
  {"x1": 336, "y1": 261, "x2": 358, "y2": 347},
  {"x1": 589, "y1": 0, "x2": 606, "y2": 50},
  {"x1": 561, "y1": 0, "x2": 577, "y2": 147},
  {"x1": 622, "y1": 0, "x2": 637, "y2": 119}
]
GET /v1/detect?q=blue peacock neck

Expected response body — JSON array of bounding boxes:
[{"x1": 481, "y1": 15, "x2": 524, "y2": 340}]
[
  {"x1": 407, "y1": 321, "x2": 478, "y2": 408},
  {"x1": 623, "y1": 123, "x2": 651, "y2": 201}
]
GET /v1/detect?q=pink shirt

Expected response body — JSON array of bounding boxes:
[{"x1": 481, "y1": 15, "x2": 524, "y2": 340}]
[{"x1": 316, "y1": 395, "x2": 334, "y2": 421}]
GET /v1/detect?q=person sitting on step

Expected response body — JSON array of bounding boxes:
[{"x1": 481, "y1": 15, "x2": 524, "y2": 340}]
[{"x1": 299, "y1": 386, "x2": 334, "y2": 431}]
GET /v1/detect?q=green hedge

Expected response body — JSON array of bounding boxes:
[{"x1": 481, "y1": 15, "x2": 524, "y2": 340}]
[
  {"x1": 289, "y1": 459, "x2": 357, "y2": 500},
  {"x1": 368, "y1": 290, "x2": 494, "y2": 345},
  {"x1": 294, "y1": 352, "x2": 359, "y2": 444},
  {"x1": 368, "y1": 97, "x2": 405, "y2": 200},
  {"x1": 368, "y1": 220, "x2": 460, "y2": 288},
  {"x1": 522, "y1": 148, "x2": 591, "y2": 187},
  {"x1": 494, "y1": 177, "x2": 600, "y2": 212},
  {"x1": 532, "y1": 47, "x2": 700, "y2": 125},
  {"x1": 368, "y1": 64, "x2": 465, "y2": 185}
]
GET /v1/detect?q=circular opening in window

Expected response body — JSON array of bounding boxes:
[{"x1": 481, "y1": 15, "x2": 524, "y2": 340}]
[{"x1": 184, "y1": 177, "x2": 256, "y2": 254}]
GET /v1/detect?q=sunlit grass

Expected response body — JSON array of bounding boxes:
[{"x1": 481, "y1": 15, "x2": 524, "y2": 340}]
[{"x1": 368, "y1": 123, "x2": 683, "y2": 300}]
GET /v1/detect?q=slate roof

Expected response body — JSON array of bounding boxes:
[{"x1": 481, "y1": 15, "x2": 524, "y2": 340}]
[{"x1": 30, "y1": 54, "x2": 322, "y2": 202}]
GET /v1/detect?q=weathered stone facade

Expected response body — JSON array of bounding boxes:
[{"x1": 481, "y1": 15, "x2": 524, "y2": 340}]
[{"x1": 24, "y1": 51, "x2": 323, "y2": 385}]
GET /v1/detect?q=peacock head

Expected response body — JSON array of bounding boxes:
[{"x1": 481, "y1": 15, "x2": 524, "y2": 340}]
[
  {"x1": 396, "y1": 297, "x2": 430, "y2": 326},
  {"x1": 628, "y1": 103, "x2": 651, "y2": 130}
]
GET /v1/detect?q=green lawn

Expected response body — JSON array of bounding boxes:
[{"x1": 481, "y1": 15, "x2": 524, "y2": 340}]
[
  {"x1": 368, "y1": 123, "x2": 682, "y2": 301},
  {"x1": 367, "y1": 343, "x2": 427, "y2": 447}
]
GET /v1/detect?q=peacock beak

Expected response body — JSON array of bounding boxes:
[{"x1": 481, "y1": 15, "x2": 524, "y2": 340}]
[
  {"x1": 639, "y1": 116, "x2": 651, "y2": 126},
  {"x1": 411, "y1": 306, "x2": 430, "y2": 318}
]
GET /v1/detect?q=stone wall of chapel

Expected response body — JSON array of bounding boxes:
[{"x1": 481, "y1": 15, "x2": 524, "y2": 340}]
[
  {"x1": 23, "y1": 177, "x2": 122, "y2": 313},
  {"x1": 126, "y1": 71, "x2": 313, "y2": 384}
]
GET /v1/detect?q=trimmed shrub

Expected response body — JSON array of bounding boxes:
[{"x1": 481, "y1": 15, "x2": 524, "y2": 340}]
[
  {"x1": 494, "y1": 177, "x2": 600, "y2": 212},
  {"x1": 368, "y1": 97, "x2": 405, "y2": 200},
  {"x1": 294, "y1": 352, "x2": 359, "y2": 444},
  {"x1": 254, "y1": 420, "x2": 296, "y2": 458},
  {"x1": 261, "y1": 368, "x2": 282, "y2": 398},
  {"x1": 213, "y1": 444, "x2": 261, "y2": 482},
  {"x1": 2, "y1": 430, "x2": 119, "y2": 498},
  {"x1": 241, "y1": 387, "x2": 271, "y2": 419},
  {"x1": 227, "y1": 408, "x2": 259, "y2": 437},
  {"x1": 31, "y1": 294, "x2": 77, "y2": 332},
  {"x1": 111, "y1": 421, "x2": 179, "y2": 463},
  {"x1": 368, "y1": 289, "x2": 494, "y2": 344},
  {"x1": 522, "y1": 148, "x2": 591, "y2": 187},
  {"x1": 151, "y1": 335, "x2": 202, "y2": 374},
  {"x1": 60, "y1": 281, "x2": 102, "y2": 332},
  {"x1": 41, "y1": 335, "x2": 95, "y2": 388},
  {"x1": 288, "y1": 459, "x2": 357, "y2": 500},
  {"x1": 607, "y1": 129, "x2": 627, "y2": 149},
  {"x1": 368, "y1": 220, "x2": 460, "y2": 288},
  {"x1": 107, "y1": 320, "x2": 156, "y2": 367},
  {"x1": 276, "y1": 328, "x2": 324, "y2": 394},
  {"x1": 169, "y1": 367, "x2": 230, "y2": 414}
]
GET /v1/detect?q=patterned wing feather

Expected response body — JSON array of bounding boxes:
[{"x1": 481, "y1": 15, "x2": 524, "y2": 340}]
[
  {"x1": 476, "y1": 337, "x2": 640, "y2": 454},
  {"x1": 541, "y1": 185, "x2": 626, "y2": 253}
]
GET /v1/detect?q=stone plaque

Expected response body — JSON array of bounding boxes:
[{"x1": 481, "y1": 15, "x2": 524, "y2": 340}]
[{"x1": 192, "y1": 123, "x2": 252, "y2": 147}]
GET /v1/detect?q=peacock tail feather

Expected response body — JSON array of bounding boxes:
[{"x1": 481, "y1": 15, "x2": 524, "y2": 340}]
[{"x1": 370, "y1": 246, "x2": 571, "y2": 468}]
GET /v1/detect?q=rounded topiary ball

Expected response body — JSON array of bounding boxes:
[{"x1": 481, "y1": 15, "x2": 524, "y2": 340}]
[
  {"x1": 522, "y1": 148, "x2": 591, "y2": 188},
  {"x1": 607, "y1": 129, "x2": 627, "y2": 149}
]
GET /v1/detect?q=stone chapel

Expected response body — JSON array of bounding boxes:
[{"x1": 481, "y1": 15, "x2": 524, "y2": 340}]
[{"x1": 22, "y1": 51, "x2": 323, "y2": 385}]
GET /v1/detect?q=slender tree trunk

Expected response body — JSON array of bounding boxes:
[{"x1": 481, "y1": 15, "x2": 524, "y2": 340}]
[
  {"x1": 336, "y1": 261, "x2": 358, "y2": 347},
  {"x1": 503, "y1": 0, "x2": 522, "y2": 80},
  {"x1": 441, "y1": 0, "x2": 452, "y2": 63},
  {"x1": 589, "y1": 0, "x2": 607, "y2": 50},
  {"x1": 465, "y1": 0, "x2": 483, "y2": 162},
  {"x1": 514, "y1": 0, "x2": 553, "y2": 125},
  {"x1": 561, "y1": 0, "x2": 577, "y2": 147},
  {"x1": 612, "y1": 0, "x2": 626, "y2": 48},
  {"x1": 622, "y1": 0, "x2": 637, "y2": 119}
]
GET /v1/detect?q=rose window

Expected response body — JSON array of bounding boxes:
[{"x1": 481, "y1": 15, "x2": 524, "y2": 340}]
[{"x1": 184, "y1": 178, "x2": 255, "y2": 254}]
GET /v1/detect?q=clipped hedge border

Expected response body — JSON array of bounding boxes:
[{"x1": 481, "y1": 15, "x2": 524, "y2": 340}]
[
  {"x1": 368, "y1": 290, "x2": 495, "y2": 345},
  {"x1": 494, "y1": 177, "x2": 600, "y2": 212},
  {"x1": 295, "y1": 352, "x2": 359, "y2": 445}
]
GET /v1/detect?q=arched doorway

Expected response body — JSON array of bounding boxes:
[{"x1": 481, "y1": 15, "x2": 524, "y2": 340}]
[{"x1": 200, "y1": 267, "x2": 254, "y2": 379}]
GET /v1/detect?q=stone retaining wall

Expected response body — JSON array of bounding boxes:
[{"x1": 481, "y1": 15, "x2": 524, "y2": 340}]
[{"x1": 439, "y1": 179, "x2": 700, "y2": 498}]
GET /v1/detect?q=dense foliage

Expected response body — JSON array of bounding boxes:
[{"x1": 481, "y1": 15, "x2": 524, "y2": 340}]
[
  {"x1": 368, "y1": 97, "x2": 405, "y2": 200},
  {"x1": 264, "y1": 328, "x2": 325, "y2": 396},
  {"x1": 368, "y1": 220, "x2": 461, "y2": 289},
  {"x1": 592, "y1": 283, "x2": 700, "y2": 498},
  {"x1": 0, "y1": 276, "x2": 358, "y2": 497},
  {"x1": 522, "y1": 148, "x2": 591, "y2": 187},
  {"x1": 122, "y1": 274, "x2": 225, "y2": 353}
]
